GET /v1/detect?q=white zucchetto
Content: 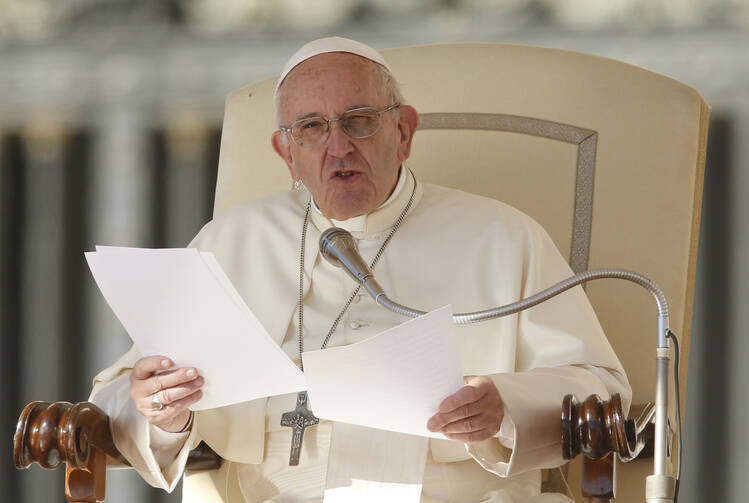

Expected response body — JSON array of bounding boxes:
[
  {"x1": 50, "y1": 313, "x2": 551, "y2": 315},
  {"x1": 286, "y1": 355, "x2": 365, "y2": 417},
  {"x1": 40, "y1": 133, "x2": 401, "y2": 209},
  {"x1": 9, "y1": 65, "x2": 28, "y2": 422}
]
[{"x1": 275, "y1": 36, "x2": 392, "y2": 96}]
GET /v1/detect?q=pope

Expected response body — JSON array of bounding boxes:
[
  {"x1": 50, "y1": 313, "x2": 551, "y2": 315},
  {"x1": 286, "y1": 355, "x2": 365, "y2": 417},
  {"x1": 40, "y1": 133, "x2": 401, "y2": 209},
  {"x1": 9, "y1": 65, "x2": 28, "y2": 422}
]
[{"x1": 90, "y1": 37, "x2": 630, "y2": 502}]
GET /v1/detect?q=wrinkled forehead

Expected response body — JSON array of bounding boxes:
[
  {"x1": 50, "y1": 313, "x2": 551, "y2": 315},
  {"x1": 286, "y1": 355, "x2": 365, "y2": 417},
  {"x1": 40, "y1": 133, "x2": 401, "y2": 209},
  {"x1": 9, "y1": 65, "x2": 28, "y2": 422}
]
[{"x1": 281, "y1": 52, "x2": 383, "y2": 91}]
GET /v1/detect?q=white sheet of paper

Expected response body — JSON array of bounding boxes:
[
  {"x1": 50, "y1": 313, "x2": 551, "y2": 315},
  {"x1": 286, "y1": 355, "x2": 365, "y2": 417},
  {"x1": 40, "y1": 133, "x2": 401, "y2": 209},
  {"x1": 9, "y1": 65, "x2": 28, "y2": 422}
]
[
  {"x1": 302, "y1": 305, "x2": 463, "y2": 438},
  {"x1": 86, "y1": 247, "x2": 305, "y2": 410}
]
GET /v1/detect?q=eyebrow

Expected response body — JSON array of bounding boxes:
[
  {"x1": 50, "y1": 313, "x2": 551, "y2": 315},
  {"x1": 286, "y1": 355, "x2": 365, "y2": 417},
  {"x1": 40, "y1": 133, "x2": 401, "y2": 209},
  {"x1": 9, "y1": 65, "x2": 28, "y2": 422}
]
[{"x1": 295, "y1": 112, "x2": 324, "y2": 121}]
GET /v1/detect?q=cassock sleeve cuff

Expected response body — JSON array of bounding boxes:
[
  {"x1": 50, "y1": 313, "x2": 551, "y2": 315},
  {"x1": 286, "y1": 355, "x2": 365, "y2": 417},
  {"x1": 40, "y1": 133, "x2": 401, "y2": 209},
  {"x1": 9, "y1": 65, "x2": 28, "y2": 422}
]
[{"x1": 149, "y1": 422, "x2": 195, "y2": 488}]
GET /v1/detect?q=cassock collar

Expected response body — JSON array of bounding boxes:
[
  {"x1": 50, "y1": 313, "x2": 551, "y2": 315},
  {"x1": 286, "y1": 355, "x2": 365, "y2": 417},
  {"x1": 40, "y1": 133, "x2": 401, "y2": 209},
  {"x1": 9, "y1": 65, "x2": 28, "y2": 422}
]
[{"x1": 309, "y1": 166, "x2": 420, "y2": 238}]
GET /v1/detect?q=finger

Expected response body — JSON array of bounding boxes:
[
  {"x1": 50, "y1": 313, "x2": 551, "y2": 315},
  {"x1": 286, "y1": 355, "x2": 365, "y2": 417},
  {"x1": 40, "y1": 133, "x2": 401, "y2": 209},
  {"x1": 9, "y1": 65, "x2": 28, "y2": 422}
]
[
  {"x1": 438, "y1": 383, "x2": 488, "y2": 414},
  {"x1": 130, "y1": 367, "x2": 201, "y2": 408},
  {"x1": 150, "y1": 375, "x2": 204, "y2": 407},
  {"x1": 148, "y1": 388, "x2": 203, "y2": 417},
  {"x1": 148, "y1": 367, "x2": 201, "y2": 395},
  {"x1": 146, "y1": 390, "x2": 203, "y2": 429},
  {"x1": 132, "y1": 356, "x2": 173, "y2": 380},
  {"x1": 174, "y1": 389, "x2": 203, "y2": 408},
  {"x1": 428, "y1": 400, "x2": 479, "y2": 430},
  {"x1": 171, "y1": 388, "x2": 203, "y2": 409},
  {"x1": 438, "y1": 412, "x2": 500, "y2": 435},
  {"x1": 463, "y1": 375, "x2": 493, "y2": 388},
  {"x1": 428, "y1": 393, "x2": 494, "y2": 431}
]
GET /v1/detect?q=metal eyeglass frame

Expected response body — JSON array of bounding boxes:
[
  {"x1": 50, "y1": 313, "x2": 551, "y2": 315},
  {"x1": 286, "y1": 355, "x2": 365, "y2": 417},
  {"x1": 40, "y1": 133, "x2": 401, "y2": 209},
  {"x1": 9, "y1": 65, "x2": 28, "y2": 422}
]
[{"x1": 279, "y1": 103, "x2": 401, "y2": 148}]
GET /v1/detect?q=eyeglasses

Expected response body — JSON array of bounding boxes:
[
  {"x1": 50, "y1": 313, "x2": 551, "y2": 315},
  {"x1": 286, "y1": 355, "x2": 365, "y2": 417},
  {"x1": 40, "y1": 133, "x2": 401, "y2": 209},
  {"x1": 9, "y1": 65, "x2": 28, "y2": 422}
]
[{"x1": 279, "y1": 103, "x2": 401, "y2": 148}]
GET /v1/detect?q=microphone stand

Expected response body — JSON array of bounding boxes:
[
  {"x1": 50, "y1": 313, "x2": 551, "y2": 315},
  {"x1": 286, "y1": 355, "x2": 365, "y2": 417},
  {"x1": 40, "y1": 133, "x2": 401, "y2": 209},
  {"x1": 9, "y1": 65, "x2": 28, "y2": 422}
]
[{"x1": 320, "y1": 227, "x2": 678, "y2": 503}]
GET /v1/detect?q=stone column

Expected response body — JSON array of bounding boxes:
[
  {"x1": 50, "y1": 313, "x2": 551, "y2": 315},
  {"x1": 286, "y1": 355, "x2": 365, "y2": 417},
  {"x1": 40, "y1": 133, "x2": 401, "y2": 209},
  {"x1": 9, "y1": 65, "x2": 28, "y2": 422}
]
[
  {"x1": 84, "y1": 58, "x2": 166, "y2": 503},
  {"x1": 16, "y1": 120, "x2": 68, "y2": 503}
]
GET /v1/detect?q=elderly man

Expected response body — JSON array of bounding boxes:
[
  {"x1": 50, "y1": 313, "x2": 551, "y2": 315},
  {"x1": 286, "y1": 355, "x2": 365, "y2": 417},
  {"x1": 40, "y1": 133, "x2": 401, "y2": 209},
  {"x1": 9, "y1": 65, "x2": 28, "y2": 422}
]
[{"x1": 90, "y1": 38, "x2": 630, "y2": 502}]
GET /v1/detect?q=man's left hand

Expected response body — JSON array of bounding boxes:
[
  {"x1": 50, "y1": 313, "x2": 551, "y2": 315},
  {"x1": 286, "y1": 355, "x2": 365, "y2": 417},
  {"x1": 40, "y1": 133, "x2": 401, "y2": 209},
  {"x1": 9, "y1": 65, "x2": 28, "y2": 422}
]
[{"x1": 426, "y1": 375, "x2": 504, "y2": 443}]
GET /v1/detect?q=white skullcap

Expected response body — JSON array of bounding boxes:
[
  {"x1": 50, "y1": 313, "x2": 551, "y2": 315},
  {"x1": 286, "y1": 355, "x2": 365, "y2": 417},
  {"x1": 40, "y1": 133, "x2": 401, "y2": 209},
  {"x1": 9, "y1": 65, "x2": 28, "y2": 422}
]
[{"x1": 275, "y1": 36, "x2": 393, "y2": 96}]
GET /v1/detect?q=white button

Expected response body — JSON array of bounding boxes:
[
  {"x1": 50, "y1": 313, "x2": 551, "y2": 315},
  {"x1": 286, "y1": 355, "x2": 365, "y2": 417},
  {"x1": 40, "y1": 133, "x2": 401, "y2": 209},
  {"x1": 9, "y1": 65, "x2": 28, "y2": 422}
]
[{"x1": 348, "y1": 319, "x2": 369, "y2": 330}]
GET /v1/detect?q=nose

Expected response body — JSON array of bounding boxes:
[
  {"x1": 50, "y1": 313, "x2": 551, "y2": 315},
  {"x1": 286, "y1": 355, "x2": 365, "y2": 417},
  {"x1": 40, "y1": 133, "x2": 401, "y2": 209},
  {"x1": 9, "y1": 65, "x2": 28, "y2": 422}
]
[{"x1": 325, "y1": 119, "x2": 355, "y2": 158}]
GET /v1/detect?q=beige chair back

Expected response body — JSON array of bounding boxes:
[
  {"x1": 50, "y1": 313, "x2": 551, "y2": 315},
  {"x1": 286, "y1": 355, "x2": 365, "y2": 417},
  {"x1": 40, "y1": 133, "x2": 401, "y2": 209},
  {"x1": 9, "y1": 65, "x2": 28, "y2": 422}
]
[{"x1": 213, "y1": 43, "x2": 709, "y2": 501}]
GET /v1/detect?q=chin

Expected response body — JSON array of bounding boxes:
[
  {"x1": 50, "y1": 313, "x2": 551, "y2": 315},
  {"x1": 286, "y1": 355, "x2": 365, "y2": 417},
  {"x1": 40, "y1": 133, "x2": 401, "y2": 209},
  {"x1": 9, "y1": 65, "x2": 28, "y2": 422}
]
[{"x1": 324, "y1": 195, "x2": 376, "y2": 220}]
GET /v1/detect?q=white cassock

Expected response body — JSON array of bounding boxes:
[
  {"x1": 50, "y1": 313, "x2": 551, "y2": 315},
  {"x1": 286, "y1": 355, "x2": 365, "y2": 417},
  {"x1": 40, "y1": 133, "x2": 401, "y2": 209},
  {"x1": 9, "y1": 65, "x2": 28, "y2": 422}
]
[{"x1": 89, "y1": 168, "x2": 631, "y2": 502}]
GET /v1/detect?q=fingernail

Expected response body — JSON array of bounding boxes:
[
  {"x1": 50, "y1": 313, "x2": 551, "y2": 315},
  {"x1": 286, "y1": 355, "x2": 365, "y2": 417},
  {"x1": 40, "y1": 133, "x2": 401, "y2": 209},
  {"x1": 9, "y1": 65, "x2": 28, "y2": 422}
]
[
  {"x1": 186, "y1": 368, "x2": 196, "y2": 377},
  {"x1": 161, "y1": 359, "x2": 170, "y2": 368}
]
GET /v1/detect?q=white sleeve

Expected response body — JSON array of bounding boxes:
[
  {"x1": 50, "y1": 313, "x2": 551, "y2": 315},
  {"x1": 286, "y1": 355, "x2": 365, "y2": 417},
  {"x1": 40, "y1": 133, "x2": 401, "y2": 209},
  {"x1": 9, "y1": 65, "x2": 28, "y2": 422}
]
[{"x1": 149, "y1": 424, "x2": 190, "y2": 469}]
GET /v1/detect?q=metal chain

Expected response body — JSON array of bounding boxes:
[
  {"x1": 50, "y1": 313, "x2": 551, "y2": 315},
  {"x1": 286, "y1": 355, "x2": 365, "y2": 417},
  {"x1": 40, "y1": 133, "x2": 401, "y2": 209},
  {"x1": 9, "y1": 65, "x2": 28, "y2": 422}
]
[
  {"x1": 297, "y1": 200, "x2": 311, "y2": 370},
  {"x1": 296, "y1": 170, "x2": 418, "y2": 371}
]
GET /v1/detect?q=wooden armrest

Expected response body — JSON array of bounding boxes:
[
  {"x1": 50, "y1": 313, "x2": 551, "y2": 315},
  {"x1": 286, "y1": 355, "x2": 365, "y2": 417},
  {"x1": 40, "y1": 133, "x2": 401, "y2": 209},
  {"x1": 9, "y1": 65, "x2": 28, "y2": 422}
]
[
  {"x1": 14, "y1": 401, "x2": 221, "y2": 502},
  {"x1": 562, "y1": 393, "x2": 646, "y2": 461},
  {"x1": 14, "y1": 401, "x2": 129, "y2": 470},
  {"x1": 561, "y1": 393, "x2": 656, "y2": 502}
]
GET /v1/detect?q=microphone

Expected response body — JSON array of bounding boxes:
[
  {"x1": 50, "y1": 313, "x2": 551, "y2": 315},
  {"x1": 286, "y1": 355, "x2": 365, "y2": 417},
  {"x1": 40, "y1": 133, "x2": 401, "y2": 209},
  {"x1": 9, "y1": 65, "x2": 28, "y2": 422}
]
[{"x1": 319, "y1": 227, "x2": 386, "y2": 300}]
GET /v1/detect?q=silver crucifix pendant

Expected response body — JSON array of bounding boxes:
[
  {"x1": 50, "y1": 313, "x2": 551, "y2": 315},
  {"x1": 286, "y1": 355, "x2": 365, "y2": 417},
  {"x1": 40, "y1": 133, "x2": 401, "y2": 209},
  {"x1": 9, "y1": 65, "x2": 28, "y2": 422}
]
[{"x1": 280, "y1": 391, "x2": 319, "y2": 466}]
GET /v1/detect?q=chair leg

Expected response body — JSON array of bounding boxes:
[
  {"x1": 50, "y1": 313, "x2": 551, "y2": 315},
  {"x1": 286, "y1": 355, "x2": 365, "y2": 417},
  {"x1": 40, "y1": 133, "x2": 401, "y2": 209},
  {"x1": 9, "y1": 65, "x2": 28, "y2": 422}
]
[{"x1": 65, "y1": 449, "x2": 106, "y2": 503}]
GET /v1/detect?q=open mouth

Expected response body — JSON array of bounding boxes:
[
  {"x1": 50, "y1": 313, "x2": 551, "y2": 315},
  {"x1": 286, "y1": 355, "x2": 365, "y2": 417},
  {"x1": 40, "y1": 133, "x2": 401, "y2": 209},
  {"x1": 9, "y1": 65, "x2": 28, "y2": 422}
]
[{"x1": 334, "y1": 170, "x2": 357, "y2": 178}]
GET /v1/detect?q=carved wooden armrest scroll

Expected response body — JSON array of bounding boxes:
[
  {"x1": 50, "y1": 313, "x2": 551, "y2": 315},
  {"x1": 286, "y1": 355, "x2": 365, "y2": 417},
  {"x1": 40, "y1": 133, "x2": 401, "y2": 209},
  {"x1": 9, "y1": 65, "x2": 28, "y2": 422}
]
[
  {"x1": 561, "y1": 393, "x2": 656, "y2": 502},
  {"x1": 14, "y1": 401, "x2": 222, "y2": 502},
  {"x1": 562, "y1": 393, "x2": 654, "y2": 461},
  {"x1": 14, "y1": 401, "x2": 128, "y2": 502}
]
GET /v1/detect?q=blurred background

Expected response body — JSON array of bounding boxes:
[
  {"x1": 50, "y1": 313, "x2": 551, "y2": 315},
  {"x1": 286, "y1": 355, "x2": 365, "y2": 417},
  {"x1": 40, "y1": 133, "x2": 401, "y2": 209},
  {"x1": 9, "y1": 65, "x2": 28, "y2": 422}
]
[{"x1": 1, "y1": 0, "x2": 747, "y2": 502}]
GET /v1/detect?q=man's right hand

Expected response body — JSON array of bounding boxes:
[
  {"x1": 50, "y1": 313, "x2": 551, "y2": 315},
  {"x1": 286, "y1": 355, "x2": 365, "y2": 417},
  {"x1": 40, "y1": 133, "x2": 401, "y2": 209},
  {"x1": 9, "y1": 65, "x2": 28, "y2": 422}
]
[{"x1": 130, "y1": 356, "x2": 204, "y2": 433}]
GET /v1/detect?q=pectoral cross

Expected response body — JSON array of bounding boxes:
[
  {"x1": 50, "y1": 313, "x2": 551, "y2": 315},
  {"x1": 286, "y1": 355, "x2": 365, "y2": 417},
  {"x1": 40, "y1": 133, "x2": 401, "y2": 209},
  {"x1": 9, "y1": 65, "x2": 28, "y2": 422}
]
[{"x1": 280, "y1": 391, "x2": 319, "y2": 466}]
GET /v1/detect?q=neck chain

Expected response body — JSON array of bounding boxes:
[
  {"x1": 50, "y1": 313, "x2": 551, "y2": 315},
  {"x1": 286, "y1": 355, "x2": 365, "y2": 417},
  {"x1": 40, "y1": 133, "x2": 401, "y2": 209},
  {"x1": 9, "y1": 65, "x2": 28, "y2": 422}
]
[
  {"x1": 281, "y1": 171, "x2": 417, "y2": 466},
  {"x1": 296, "y1": 171, "x2": 417, "y2": 371}
]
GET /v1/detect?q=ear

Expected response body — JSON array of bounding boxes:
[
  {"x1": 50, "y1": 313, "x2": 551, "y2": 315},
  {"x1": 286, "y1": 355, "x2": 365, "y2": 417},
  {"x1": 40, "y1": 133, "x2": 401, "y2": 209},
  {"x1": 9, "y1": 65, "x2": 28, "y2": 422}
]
[
  {"x1": 395, "y1": 105, "x2": 419, "y2": 162},
  {"x1": 271, "y1": 130, "x2": 298, "y2": 180}
]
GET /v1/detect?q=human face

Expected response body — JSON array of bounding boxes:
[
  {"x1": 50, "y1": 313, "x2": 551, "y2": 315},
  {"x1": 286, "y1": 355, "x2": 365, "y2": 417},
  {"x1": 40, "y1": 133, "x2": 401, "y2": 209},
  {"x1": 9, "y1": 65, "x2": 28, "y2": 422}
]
[{"x1": 272, "y1": 53, "x2": 417, "y2": 220}]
